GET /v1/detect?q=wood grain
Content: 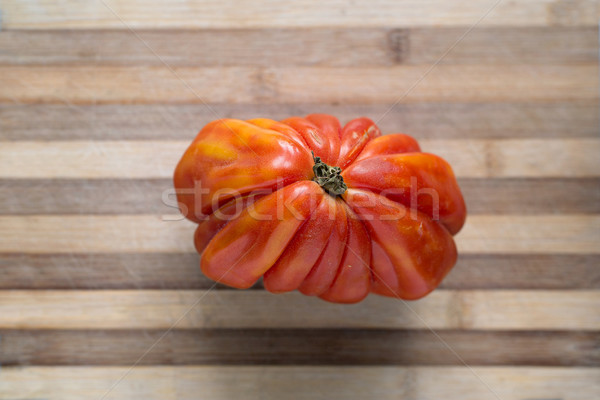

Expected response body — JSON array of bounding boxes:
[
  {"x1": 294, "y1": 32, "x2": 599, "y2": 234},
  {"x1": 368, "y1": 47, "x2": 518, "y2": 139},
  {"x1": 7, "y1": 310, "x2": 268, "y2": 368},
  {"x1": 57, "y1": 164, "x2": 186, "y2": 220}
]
[
  {"x1": 1, "y1": 27, "x2": 596, "y2": 66},
  {"x1": 1, "y1": 253, "x2": 598, "y2": 290},
  {"x1": 1, "y1": 139, "x2": 598, "y2": 178},
  {"x1": 3, "y1": 0, "x2": 598, "y2": 29},
  {"x1": 458, "y1": 178, "x2": 600, "y2": 214},
  {"x1": 0, "y1": 141, "x2": 186, "y2": 179},
  {"x1": 407, "y1": 26, "x2": 599, "y2": 64},
  {"x1": 1, "y1": 65, "x2": 596, "y2": 104},
  {"x1": 0, "y1": 366, "x2": 598, "y2": 400},
  {"x1": 0, "y1": 290, "x2": 597, "y2": 330},
  {"x1": 2, "y1": 103, "x2": 597, "y2": 140},
  {"x1": 424, "y1": 138, "x2": 600, "y2": 178},
  {"x1": 0, "y1": 214, "x2": 598, "y2": 254},
  {"x1": 0, "y1": 2, "x2": 598, "y2": 397},
  {"x1": 1, "y1": 329, "x2": 597, "y2": 366},
  {"x1": 457, "y1": 215, "x2": 600, "y2": 254},
  {"x1": 3, "y1": 178, "x2": 598, "y2": 215}
]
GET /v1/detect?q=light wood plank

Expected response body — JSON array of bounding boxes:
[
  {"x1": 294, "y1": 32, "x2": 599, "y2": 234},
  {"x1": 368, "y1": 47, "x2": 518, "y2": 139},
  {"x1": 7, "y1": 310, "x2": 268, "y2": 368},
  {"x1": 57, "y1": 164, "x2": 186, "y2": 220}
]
[
  {"x1": 0, "y1": 290, "x2": 597, "y2": 330},
  {"x1": 270, "y1": 65, "x2": 598, "y2": 104},
  {"x1": 0, "y1": 141, "x2": 185, "y2": 179},
  {"x1": 424, "y1": 139, "x2": 600, "y2": 178},
  {"x1": 0, "y1": 215, "x2": 196, "y2": 253},
  {"x1": 0, "y1": 65, "x2": 596, "y2": 104},
  {"x1": 0, "y1": 366, "x2": 598, "y2": 400},
  {"x1": 0, "y1": 27, "x2": 596, "y2": 66},
  {"x1": 0, "y1": 139, "x2": 598, "y2": 178},
  {"x1": 0, "y1": 66, "x2": 258, "y2": 104},
  {"x1": 1, "y1": 253, "x2": 599, "y2": 290},
  {"x1": 2, "y1": 103, "x2": 597, "y2": 140},
  {"x1": 3, "y1": 178, "x2": 598, "y2": 215},
  {"x1": 1, "y1": 329, "x2": 598, "y2": 366},
  {"x1": 3, "y1": 0, "x2": 598, "y2": 29},
  {"x1": 0, "y1": 214, "x2": 597, "y2": 254}
]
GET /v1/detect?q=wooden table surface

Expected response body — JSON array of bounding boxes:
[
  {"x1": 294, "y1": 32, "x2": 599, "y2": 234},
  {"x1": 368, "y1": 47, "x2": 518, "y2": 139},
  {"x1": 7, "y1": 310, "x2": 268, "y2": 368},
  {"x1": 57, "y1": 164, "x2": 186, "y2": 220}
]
[{"x1": 0, "y1": 1, "x2": 599, "y2": 399}]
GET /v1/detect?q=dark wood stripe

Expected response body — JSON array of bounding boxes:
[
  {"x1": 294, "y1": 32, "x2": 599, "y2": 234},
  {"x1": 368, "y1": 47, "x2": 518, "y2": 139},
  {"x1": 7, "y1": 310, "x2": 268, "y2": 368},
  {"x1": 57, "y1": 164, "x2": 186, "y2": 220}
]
[
  {"x1": 2, "y1": 178, "x2": 598, "y2": 215},
  {"x1": 0, "y1": 253, "x2": 597, "y2": 290},
  {"x1": 0, "y1": 27, "x2": 595, "y2": 66},
  {"x1": 408, "y1": 26, "x2": 598, "y2": 65},
  {"x1": 0, "y1": 253, "x2": 205, "y2": 290},
  {"x1": 459, "y1": 178, "x2": 600, "y2": 215},
  {"x1": 0, "y1": 179, "x2": 175, "y2": 215},
  {"x1": 0, "y1": 29, "x2": 399, "y2": 67},
  {"x1": 0, "y1": 329, "x2": 597, "y2": 366},
  {"x1": 1, "y1": 102, "x2": 597, "y2": 140},
  {"x1": 444, "y1": 254, "x2": 600, "y2": 290}
]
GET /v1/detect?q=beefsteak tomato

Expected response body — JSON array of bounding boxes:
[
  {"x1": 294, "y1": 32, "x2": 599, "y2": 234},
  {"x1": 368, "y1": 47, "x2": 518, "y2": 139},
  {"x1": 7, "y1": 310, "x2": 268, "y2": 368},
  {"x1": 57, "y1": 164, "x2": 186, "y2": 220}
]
[{"x1": 174, "y1": 115, "x2": 466, "y2": 303}]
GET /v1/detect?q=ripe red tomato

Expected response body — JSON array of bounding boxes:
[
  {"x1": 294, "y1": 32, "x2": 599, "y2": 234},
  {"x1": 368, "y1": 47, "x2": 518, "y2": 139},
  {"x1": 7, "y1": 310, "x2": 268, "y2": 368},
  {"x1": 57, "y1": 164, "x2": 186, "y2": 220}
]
[{"x1": 174, "y1": 115, "x2": 466, "y2": 303}]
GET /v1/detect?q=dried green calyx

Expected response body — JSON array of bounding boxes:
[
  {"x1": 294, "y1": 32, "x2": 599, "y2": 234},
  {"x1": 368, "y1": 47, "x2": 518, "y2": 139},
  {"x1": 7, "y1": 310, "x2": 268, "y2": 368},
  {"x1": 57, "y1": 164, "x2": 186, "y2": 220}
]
[{"x1": 312, "y1": 151, "x2": 347, "y2": 196}]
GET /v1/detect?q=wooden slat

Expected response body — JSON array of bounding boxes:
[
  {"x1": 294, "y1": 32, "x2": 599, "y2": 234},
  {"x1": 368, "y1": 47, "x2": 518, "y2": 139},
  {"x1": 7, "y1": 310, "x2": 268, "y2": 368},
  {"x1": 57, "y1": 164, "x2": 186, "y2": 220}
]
[
  {"x1": 268, "y1": 65, "x2": 598, "y2": 104},
  {"x1": 2, "y1": 103, "x2": 597, "y2": 140},
  {"x1": 1, "y1": 329, "x2": 597, "y2": 366},
  {"x1": 407, "y1": 26, "x2": 599, "y2": 64},
  {"x1": 0, "y1": 65, "x2": 596, "y2": 104},
  {"x1": 0, "y1": 366, "x2": 598, "y2": 400},
  {"x1": 1, "y1": 253, "x2": 599, "y2": 290},
  {"x1": 2, "y1": 178, "x2": 598, "y2": 216},
  {"x1": 1, "y1": 139, "x2": 598, "y2": 178},
  {"x1": 0, "y1": 29, "x2": 397, "y2": 67},
  {"x1": 424, "y1": 139, "x2": 600, "y2": 178},
  {"x1": 0, "y1": 27, "x2": 596, "y2": 66},
  {"x1": 0, "y1": 215, "x2": 196, "y2": 254},
  {"x1": 0, "y1": 141, "x2": 187, "y2": 179},
  {"x1": 2, "y1": 214, "x2": 599, "y2": 254},
  {"x1": 0, "y1": 214, "x2": 598, "y2": 254},
  {"x1": 0, "y1": 253, "x2": 204, "y2": 290},
  {"x1": 444, "y1": 254, "x2": 600, "y2": 290},
  {"x1": 0, "y1": 290, "x2": 597, "y2": 330},
  {"x1": 458, "y1": 178, "x2": 600, "y2": 214},
  {"x1": 457, "y1": 215, "x2": 599, "y2": 254},
  {"x1": 0, "y1": 66, "x2": 258, "y2": 104},
  {"x1": 0, "y1": 3, "x2": 596, "y2": 395},
  {"x1": 0, "y1": 178, "x2": 175, "y2": 215},
  {"x1": 3, "y1": 0, "x2": 598, "y2": 29}
]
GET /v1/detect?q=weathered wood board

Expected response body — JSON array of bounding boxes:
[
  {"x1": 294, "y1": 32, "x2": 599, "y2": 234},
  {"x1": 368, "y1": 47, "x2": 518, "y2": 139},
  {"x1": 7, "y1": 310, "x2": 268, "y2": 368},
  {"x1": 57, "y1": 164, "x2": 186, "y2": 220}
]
[{"x1": 0, "y1": 1, "x2": 598, "y2": 399}]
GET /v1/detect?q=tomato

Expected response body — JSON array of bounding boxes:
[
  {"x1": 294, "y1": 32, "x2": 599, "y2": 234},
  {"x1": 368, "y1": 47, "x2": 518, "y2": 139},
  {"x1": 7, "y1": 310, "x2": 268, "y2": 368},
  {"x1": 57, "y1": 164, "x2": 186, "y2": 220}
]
[{"x1": 174, "y1": 114, "x2": 466, "y2": 303}]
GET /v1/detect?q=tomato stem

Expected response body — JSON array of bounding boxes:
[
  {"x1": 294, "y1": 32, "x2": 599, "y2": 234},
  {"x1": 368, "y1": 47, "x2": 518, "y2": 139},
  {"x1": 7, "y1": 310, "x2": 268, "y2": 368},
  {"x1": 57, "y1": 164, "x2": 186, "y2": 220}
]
[{"x1": 311, "y1": 151, "x2": 347, "y2": 196}]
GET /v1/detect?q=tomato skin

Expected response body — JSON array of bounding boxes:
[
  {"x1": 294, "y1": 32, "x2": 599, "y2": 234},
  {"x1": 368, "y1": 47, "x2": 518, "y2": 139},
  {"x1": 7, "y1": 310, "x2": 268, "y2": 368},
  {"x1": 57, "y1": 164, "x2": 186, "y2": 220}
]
[
  {"x1": 174, "y1": 115, "x2": 466, "y2": 303},
  {"x1": 353, "y1": 133, "x2": 421, "y2": 162},
  {"x1": 263, "y1": 193, "x2": 336, "y2": 293},
  {"x1": 318, "y1": 205, "x2": 372, "y2": 304},
  {"x1": 280, "y1": 116, "x2": 340, "y2": 165},
  {"x1": 194, "y1": 194, "x2": 264, "y2": 254},
  {"x1": 337, "y1": 117, "x2": 382, "y2": 169},
  {"x1": 297, "y1": 196, "x2": 348, "y2": 297},
  {"x1": 304, "y1": 114, "x2": 342, "y2": 165},
  {"x1": 173, "y1": 118, "x2": 313, "y2": 223},
  {"x1": 342, "y1": 152, "x2": 466, "y2": 235},
  {"x1": 200, "y1": 181, "x2": 321, "y2": 289},
  {"x1": 344, "y1": 189, "x2": 457, "y2": 300}
]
